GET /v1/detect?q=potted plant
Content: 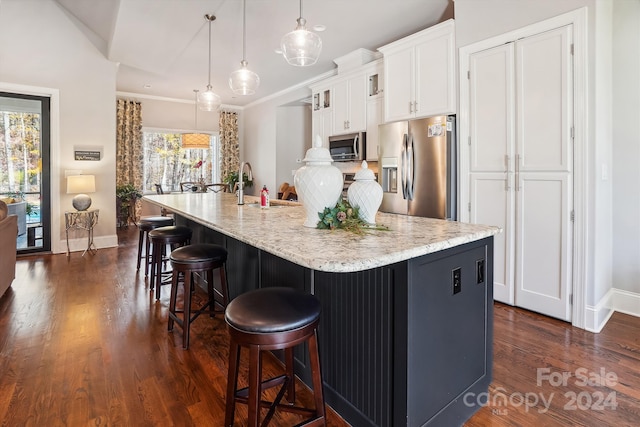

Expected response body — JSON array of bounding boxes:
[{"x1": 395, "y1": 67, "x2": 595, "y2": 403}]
[
  {"x1": 116, "y1": 184, "x2": 142, "y2": 227},
  {"x1": 223, "y1": 171, "x2": 253, "y2": 193}
]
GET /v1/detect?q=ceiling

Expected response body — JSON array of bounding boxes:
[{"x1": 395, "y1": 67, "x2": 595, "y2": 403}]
[{"x1": 54, "y1": 0, "x2": 453, "y2": 107}]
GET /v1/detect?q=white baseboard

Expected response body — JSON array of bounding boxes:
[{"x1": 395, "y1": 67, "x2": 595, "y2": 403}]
[
  {"x1": 63, "y1": 234, "x2": 118, "y2": 254},
  {"x1": 585, "y1": 289, "x2": 640, "y2": 332}
]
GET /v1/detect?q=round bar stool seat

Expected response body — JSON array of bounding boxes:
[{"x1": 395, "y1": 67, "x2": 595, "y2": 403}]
[
  {"x1": 137, "y1": 216, "x2": 174, "y2": 276},
  {"x1": 224, "y1": 287, "x2": 326, "y2": 427},
  {"x1": 148, "y1": 225, "x2": 192, "y2": 300},
  {"x1": 168, "y1": 243, "x2": 229, "y2": 349}
]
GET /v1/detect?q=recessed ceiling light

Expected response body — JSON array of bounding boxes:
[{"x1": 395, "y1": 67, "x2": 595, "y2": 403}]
[
  {"x1": 313, "y1": 24, "x2": 326, "y2": 32},
  {"x1": 143, "y1": 84, "x2": 152, "y2": 89}
]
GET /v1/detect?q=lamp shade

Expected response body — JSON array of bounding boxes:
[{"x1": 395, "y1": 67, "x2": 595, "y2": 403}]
[
  {"x1": 229, "y1": 61, "x2": 260, "y2": 95},
  {"x1": 182, "y1": 133, "x2": 211, "y2": 149},
  {"x1": 67, "y1": 174, "x2": 96, "y2": 211},
  {"x1": 281, "y1": 17, "x2": 322, "y2": 66}
]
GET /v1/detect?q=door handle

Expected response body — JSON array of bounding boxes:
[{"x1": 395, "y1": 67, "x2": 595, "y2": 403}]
[
  {"x1": 505, "y1": 154, "x2": 510, "y2": 191},
  {"x1": 515, "y1": 154, "x2": 521, "y2": 191},
  {"x1": 401, "y1": 134, "x2": 408, "y2": 199},
  {"x1": 353, "y1": 135, "x2": 359, "y2": 158},
  {"x1": 407, "y1": 135, "x2": 415, "y2": 200}
]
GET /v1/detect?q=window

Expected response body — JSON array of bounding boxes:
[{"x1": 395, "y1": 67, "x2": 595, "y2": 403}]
[{"x1": 142, "y1": 130, "x2": 220, "y2": 193}]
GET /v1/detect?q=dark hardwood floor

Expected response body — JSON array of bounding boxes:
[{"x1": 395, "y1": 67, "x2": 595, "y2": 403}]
[{"x1": 1, "y1": 226, "x2": 639, "y2": 426}]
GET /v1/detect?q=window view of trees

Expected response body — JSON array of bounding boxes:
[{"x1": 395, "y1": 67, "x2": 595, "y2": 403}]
[
  {"x1": 0, "y1": 110, "x2": 41, "y2": 218},
  {"x1": 143, "y1": 131, "x2": 221, "y2": 193}
]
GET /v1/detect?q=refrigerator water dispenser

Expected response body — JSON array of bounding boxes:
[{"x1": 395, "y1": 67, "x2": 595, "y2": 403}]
[{"x1": 381, "y1": 157, "x2": 398, "y2": 193}]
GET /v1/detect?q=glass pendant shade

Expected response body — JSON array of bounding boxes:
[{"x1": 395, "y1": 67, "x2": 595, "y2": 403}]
[
  {"x1": 229, "y1": 61, "x2": 260, "y2": 95},
  {"x1": 281, "y1": 17, "x2": 322, "y2": 66},
  {"x1": 197, "y1": 14, "x2": 221, "y2": 111},
  {"x1": 229, "y1": 0, "x2": 260, "y2": 96},
  {"x1": 197, "y1": 86, "x2": 221, "y2": 111}
]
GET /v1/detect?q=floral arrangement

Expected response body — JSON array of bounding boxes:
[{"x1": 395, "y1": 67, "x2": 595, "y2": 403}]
[{"x1": 317, "y1": 200, "x2": 388, "y2": 234}]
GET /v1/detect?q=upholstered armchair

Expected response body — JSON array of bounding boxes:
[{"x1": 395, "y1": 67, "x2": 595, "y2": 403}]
[{"x1": 0, "y1": 200, "x2": 18, "y2": 297}]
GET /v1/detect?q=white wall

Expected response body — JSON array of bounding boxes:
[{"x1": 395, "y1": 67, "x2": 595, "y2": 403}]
[
  {"x1": 243, "y1": 87, "x2": 311, "y2": 196},
  {"x1": 0, "y1": 0, "x2": 118, "y2": 253},
  {"x1": 275, "y1": 106, "x2": 311, "y2": 190},
  {"x1": 612, "y1": 0, "x2": 640, "y2": 295}
]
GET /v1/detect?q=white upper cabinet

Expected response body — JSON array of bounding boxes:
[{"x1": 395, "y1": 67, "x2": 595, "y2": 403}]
[
  {"x1": 379, "y1": 19, "x2": 456, "y2": 122},
  {"x1": 310, "y1": 86, "x2": 332, "y2": 147},
  {"x1": 332, "y1": 73, "x2": 367, "y2": 135}
]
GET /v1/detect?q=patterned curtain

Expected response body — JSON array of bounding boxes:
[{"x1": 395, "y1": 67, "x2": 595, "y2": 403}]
[
  {"x1": 116, "y1": 99, "x2": 143, "y2": 221},
  {"x1": 219, "y1": 111, "x2": 239, "y2": 187}
]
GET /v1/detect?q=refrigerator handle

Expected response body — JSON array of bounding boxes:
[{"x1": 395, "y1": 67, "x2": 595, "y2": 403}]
[
  {"x1": 407, "y1": 134, "x2": 415, "y2": 200},
  {"x1": 401, "y1": 133, "x2": 408, "y2": 199}
]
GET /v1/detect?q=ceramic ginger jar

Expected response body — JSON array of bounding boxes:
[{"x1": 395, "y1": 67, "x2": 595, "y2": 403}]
[
  {"x1": 294, "y1": 136, "x2": 344, "y2": 227},
  {"x1": 347, "y1": 160, "x2": 383, "y2": 224}
]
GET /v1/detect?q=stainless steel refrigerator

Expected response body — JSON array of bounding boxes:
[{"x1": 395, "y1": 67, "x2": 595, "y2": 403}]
[{"x1": 378, "y1": 115, "x2": 456, "y2": 219}]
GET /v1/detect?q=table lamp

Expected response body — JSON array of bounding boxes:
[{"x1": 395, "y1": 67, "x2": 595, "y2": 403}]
[{"x1": 67, "y1": 174, "x2": 95, "y2": 211}]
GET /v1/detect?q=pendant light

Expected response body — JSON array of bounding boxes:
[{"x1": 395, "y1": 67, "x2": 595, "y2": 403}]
[
  {"x1": 229, "y1": 0, "x2": 260, "y2": 95},
  {"x1": 197, "y1": 14, "x2": 222, "y2": 111},
  {"x1": 280, "y1": 0, "x2": 322, "y2": 67},
  {"x1": 183, "y1": 90, "x2": 211, "y2": 149}
]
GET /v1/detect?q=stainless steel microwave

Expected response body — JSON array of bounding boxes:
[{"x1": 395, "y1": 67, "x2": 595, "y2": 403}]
[{"x1": 328, "y1": 132, "x2": 366, "y2": 162}]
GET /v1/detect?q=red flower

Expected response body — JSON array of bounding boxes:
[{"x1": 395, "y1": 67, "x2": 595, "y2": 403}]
[{"x1": 193, "y1": 160, "x2": 203, "y2": 169}]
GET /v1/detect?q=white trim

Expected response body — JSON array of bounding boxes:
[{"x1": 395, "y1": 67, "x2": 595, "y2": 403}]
[
  {"x1": 0, "y1": 81, "x2": 62, "y2": 254},
  {"x1": 584, "y1": 288, "x2": 640, "y2": 333},
  {"x1": 611, "y1": 289, "x2": 640, "y2": 319},
  {"x1": 459, "y1": 7, "x2": 588, "y2": 328},
  {"x1": 584, "y1": 289, "x2": 614, "y2": 333},
  {"x1": 116, "y1": 91, "x2": 243, "y2": 112},
  {"x1": 243, "y1": 69, "x2": 337, "y2": 109}
]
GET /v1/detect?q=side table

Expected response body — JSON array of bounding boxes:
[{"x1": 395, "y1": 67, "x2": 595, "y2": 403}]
[{"x1": 65, "y1": 209, "x2": 99, "y2": 257}]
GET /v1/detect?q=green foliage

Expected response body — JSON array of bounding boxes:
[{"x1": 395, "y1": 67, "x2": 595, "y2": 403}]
[
  {"x1": 116, "y1": 184, "x2": 142, "y2": 201},
  {"x1": 317, "y1": 200, "x2": 388, "y2": 235},
  {"x1": 223, "y1": 171, "x2": 253, "y2": 190}
]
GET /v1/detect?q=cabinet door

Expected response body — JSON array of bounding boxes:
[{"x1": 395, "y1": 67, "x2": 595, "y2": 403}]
[
  {"x1": 312, "y1": 110, "x2": 324, "y2": 146},
  {"x1": 348, "y1": 74, "x2": 367, "y2": 132},
  {"x1": 384, "y1": 48, "x2": 414, "y2": 122},
  {"x1": 366, "y1": 96, "x2": 384, "y2": 161},
  {"x1": 321, "y1": 108, "x2": 333, "y2": 148},
  {"x1": 515, "y1": 172, "x2": 572, "y2": 321},
  {"x1": 333, "y1": 74, "x2": 367, "y2": 135},
  {"x1": 414, "y1": 28, "x2": 456, "y2": 118},
  {"x1": 469, "y1": 43, "x2": 515, "y2": 304},
  {"x1": 333, "y1": 79, "x2": 349, "y2": 133},
  {"x1": 470, "y1": 172, "x2": 515, "y2": 304}
]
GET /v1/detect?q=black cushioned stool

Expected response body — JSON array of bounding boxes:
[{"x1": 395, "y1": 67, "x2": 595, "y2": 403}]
[
  {"x1": 224, "y1": 287, "x2": 326, "y2": 427},
  {"x1": 137, "y1": 216, "x2": 174, "y2": 276},
  {"x1": 168, "y1": 243, "x2": 229, "y2": 349},
  {"x1": 148, "y1": 225, "x2": 192, "y2": 300}
]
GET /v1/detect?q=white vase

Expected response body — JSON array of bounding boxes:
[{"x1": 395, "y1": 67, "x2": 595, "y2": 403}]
[
  {"x1": 347, "y1": 160, "x2": 383, "y2": 224},
  {"x1": 294, "y1": 136, "x2": 344, "y2": 227}
]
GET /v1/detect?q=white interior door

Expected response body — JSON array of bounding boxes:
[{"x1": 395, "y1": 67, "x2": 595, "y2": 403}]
[
  {"x1": 468, "y1": 25, "x2": 573, "y2": 321},
  {"x1": 469, "y1": 43, "x2": 515, "y2": 304},
  {"x1": 514, "y1": 26, "x2": 573, "y2": 321}
]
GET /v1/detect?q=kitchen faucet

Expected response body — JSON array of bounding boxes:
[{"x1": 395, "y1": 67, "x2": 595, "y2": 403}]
[{"x1": 237, "y1": 161, "x2": 253, "y2": 205}]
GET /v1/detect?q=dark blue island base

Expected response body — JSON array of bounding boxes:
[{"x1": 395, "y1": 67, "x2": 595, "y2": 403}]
[{"x1": 177, "y1": 215, "x2": 493, "y2": 427}]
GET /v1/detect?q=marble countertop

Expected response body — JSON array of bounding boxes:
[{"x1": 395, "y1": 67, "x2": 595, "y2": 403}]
[{"x1": 143, "y1": 193, "x2": 501, "y2": 273}]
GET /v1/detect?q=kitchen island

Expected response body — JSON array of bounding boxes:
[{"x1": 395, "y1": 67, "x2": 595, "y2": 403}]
[{"x1": 143, "y1": 192, "x2": 500, "y2": 427}]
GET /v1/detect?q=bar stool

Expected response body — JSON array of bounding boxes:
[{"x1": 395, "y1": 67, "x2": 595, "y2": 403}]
[
  {"x1": 136, "y1": 216, "x2": 174, "y2": 276},
  {"x1": 168, "y1": 243, "x2": 229, "y2": 349},
  {"x1": 224, "y1": 287, "x2": 326, "y2": 427},
  {"x1": 148, "y1": 225, "x2": 192, "y2": 300}
]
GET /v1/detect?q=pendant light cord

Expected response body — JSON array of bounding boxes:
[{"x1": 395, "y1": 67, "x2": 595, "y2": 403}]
[
  {"x1": 207, "y1": 18, "x2": 212, "y2": 87},
  {"x1": 193, "y1": 90, "x2": 199, "y2": 129},
  {"x1": 299, "y1": 0, "x2": 303, "y2": 20},
  {"x1": 242, "y1": 0, "x2": 246, "y2": 61}
]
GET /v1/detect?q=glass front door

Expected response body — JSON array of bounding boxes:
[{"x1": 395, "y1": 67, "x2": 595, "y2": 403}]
[{"x1": 0, "y1": 92, "x2": 51, "y2": 254}]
